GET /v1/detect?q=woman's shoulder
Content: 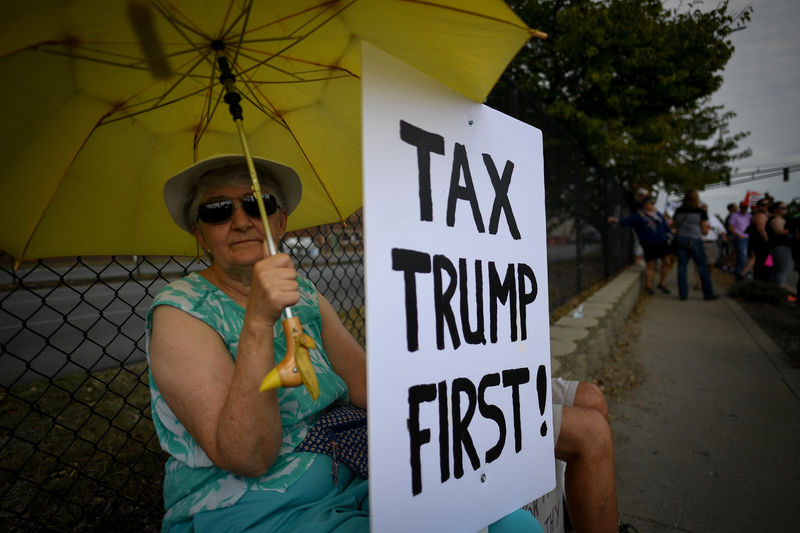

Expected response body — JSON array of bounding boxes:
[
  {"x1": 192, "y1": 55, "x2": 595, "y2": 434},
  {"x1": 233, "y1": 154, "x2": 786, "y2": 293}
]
[
  {"x1": 150, "y1": 272, "x2": 239, "y2": 323},
  {"x1": 154, "y1": 272, "x2": 211, "y2": 305},
  {"x1": 296, "y1": 276, "x2": 320, "y2": 309},
  {"x1": 297, "y1": 275, "x2": 315, "y2": 291}
]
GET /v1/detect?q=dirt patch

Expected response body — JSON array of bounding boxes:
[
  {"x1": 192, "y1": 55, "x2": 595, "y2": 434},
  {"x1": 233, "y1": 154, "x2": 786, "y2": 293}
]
[{"x1": 591, "y1": 292, "x2": 647, "y2": 405}]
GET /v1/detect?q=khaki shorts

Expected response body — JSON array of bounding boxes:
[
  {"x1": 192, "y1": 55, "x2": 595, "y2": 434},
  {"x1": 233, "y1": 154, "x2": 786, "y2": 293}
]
[
  {"x1": 703, "y1": 241, "x2": 719, "y2": 264},
  {"x1": 551, "y1": 377, "x2": 579, "y2": 445}
]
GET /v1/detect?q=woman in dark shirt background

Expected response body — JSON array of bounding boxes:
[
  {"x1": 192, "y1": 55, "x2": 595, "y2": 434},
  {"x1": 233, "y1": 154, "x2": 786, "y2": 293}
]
[
  {"x1": 673, "y1": 189, "x2": 718, "y2": 301},
  {"x1": 767, "y1": 201, "x2": 793, "y2": 286}
]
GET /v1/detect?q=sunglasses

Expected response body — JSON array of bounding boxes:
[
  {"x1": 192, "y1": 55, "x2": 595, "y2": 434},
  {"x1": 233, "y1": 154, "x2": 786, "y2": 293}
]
[{"x1": 197, "y1": 193, "x2": 278, "y2": 224}]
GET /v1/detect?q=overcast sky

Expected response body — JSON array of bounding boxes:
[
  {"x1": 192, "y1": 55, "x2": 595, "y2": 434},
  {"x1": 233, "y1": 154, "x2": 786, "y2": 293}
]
[{"x1": 674, "y1": 0, "x2": 800, "y2": 217}]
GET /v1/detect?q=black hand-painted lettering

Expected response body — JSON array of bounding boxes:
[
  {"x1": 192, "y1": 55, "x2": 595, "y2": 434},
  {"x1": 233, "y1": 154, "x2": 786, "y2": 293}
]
[
  {"x1": 433, "y1": 254, "x2": 461, "y2": 350},
  {"x1": 483, "y1": 154, "x2": 521, "y2": 239},
  {"x1": 459, "y1": 258, "x2": 486, "y2": 345},
  {"x1": 478, "y1": 373, "x2": 506, "y2": 464},
  {"x1": 392, "y1": 248, "x2": 432, "y2": 352},
  {"x1": 451, "y1": 377, "x2": 480, "y2": 478},
  {"x1": 438, "y1": 380, "x2": 450, "y2": 483},
  {"x1": 502, "y1": 367, "x2": 531, "y2": 453},
  {"x1": 408, "y1": 383, "x2": 437, "y2": 496},
  {"x1": 489, "y1": 261, "x2": 518, "y2": 343},
  {"x1": 536, "y1": 365, "x2": 548, "y2": 437},
  {"x1": 399, "y1": 120, "x2": 445, "y2": 222},
  {"x1": 446, "y1": 143, "x2": 485, "y2": 232},
  {"x1": 517, "y1": 263, "x2": 537, "y2": 341}
]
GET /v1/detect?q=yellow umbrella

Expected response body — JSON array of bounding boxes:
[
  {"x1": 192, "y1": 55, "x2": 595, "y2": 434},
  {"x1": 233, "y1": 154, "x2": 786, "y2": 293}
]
[{"x1": 0, "y1": 0, "x2": 539, "y2": 264}]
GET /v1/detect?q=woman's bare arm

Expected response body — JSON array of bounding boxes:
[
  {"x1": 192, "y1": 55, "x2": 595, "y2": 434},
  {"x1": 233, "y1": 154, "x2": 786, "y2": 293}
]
[
  {"x1": 149, "y1": 255, "x2": 300, "y2": 477},
  {"x1": 318, "y1": 292, "x2": 367, "y2": 408}
]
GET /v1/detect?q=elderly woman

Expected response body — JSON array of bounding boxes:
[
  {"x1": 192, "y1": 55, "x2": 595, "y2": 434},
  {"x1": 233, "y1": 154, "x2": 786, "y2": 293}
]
[{"x1": 147, "y1": 155, "x2": 542, "y2": 532}]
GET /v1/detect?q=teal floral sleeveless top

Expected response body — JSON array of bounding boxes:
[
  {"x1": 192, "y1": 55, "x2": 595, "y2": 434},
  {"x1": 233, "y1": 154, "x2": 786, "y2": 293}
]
[{"x1": 146, "y1": 273, "x2": 349, "y2": 530}]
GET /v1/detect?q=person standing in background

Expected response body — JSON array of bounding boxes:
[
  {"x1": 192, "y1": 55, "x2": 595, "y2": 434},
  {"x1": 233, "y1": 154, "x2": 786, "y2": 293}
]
[
  {"x1": 608, "y1": 196, "x2": 673, "y2": 295},
  {"x1": 722, "y1": 203, "x2": 737, "y2": 273},
  {"x1": 673, "y1": 189, "x2": 718, "y2": 301},
  {"x1": 694, "y1": 203, "x2": 725, "y2": 289},
  {"x1": 767, "y1": 201, "x2": 793, "y2": 286},
  {"x1": 727, "y1": 202, "x2": 752, "y2": 281},
  {"x1": 786, "y1": 213, "x2": 800, "y2": 303},
  {"x1": 629, "y1": 187, "x2": 650, "y2": 266},
  {"x1": 748, "y1": 198, "x2": 772, "y2": 281}
]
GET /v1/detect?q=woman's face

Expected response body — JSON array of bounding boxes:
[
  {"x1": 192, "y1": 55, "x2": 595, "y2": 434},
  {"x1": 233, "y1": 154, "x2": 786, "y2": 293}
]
[{"x1": 192, "y1": 183, "x2": 287, "y2": 271}]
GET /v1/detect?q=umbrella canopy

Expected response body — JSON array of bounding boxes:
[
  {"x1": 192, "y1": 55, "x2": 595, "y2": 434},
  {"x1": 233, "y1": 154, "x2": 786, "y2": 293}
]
[{"x1": 0, "y1": 0, "x2": 535, "y2": 262}]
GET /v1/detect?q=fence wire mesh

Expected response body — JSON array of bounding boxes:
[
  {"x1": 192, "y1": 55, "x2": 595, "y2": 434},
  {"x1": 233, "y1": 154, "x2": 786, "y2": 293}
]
[{"x1": 2, "y1": 90, "x2": 638, "y2": 530}]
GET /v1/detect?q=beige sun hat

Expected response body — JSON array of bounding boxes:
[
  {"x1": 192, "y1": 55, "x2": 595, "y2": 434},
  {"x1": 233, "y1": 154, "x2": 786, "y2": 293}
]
[{"x1": 163, "y1": 154, "x2": 302, "y2": 233}]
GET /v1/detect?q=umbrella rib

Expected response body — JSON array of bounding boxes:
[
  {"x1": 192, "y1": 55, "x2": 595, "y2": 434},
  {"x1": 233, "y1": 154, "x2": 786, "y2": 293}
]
[
  {"x1": 234, "y1": 67, "x2": 288, "y2": 125},
  {"x1": 228, "y1": 0, "x2": 357, "y2": 67},
  {"x1": 224, "y1": 41, "x2": 358, "y2": 87},
  {"x1": 236, "y1": 0, "x2": 350, "y2": 41},
  {"x1": 398, "y1": 0, "x2": 534, "y2": 32},
  {"x1": 150, "y1": 1, "x2": 219, "y2": 71},
  {"x1": 152, "y1": 0, "x2": 214, "y2": 42},
  {"x1": 17, "y1": 116, "x2": 105, "y2": 264},
  {"x1": 98, "y1": 78, "x2": 216, "y2": 125},
  {"x1": 217, "y1": 0, "x2": 242, "y2": 40},
  {"x1": 153, "y1": 49, "x2": 215, "y2": 109},
  {"x1": 230, "y1": 47, "x2": 308, "y2": 83},
  {"x1": 194, "y1": 89, "x2": 226, "y2": 154},
  {"x1": 37, "y1": 45, "x2": 155, "y2": 73},
  {"x1": 188, "y1": 62, "x2": 220, "y2": 155},
  {"x1": 288, "y1": 126, "x2": 346, "y2": 225},
  {"x1": 198, "y1": 58, "x2": 221, "y2": 138},
  {"x1": 235, "y1": 43, "x2": 358, "y2": 81},
  {"x1": 33, "y1": 39, "x2": 217, "y2": 80},
  {"x1": 247, "y1": 72, "x2": 355, "y2": 85},
  {"x1": 224, "y1": 0, "x2": 252, "y2": 65}
]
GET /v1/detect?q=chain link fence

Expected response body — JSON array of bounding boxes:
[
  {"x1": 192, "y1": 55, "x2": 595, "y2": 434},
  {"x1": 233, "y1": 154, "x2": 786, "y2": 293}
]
[{"x1": 1, "y1": 91, "x2": 639, "y2": 530}]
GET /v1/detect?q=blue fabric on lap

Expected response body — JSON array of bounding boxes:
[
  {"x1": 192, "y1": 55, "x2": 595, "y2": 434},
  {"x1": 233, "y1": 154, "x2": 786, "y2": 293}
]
[
  {"x1": 168, "y1": 455, "x2": 368, "y2": 532},
  {"x1": 169, "y1": 454, "x2": 543, "y2": 532},
  {"x1": 489, "y1": 508, "x2": 545, "y2": 533}
]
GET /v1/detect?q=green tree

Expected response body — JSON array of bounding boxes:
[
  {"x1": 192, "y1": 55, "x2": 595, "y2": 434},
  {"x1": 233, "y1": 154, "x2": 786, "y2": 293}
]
[{"x1": 491, "y1": 0, "x2": 751, "y2": 208}]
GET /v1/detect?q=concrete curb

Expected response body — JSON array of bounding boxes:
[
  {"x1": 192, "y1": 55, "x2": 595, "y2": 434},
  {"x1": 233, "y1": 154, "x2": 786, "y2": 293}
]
[
  {"x1": 549, "y1": 264, "x2": 644, "y2": 379},
  {"x1": 529, "y1": 264, "x2": 644, "y2": 531}
]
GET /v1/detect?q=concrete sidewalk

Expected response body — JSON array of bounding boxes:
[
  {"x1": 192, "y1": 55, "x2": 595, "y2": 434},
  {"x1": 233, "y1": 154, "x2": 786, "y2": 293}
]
[{"x1": 612, "y1": 268, "x2": 800, "y2": 531}]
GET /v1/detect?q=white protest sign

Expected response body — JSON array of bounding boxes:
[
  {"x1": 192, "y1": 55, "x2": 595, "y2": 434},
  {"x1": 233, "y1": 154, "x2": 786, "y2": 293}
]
[{"x1": 362, "y1": 42, "x2": 554, "y2": 532}]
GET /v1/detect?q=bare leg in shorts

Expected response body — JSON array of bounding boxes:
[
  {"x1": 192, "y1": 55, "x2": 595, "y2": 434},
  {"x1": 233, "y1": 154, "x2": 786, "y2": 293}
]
[{"x1": 554, "y1": 380, "x2": 619, "y2": 533}]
